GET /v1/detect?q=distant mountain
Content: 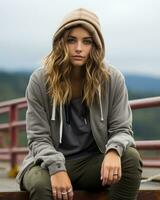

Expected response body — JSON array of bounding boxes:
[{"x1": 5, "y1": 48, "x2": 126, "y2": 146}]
[
  {"x1": 124, "y1": 74, "x2": 160, "y2": 93},
  {"x1": 0, "y1": 70, "x2": 159, "y2": 102},
  {"x1": 0, "y1": 71, "x2": 31, "y2": 102}
]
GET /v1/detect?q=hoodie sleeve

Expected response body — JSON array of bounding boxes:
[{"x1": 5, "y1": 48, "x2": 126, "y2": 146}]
[
  {"x1": 105, "y1": 70, "x2": 136, "y2": 157},
  {"x1": 26, "y1": 72, "x2": 66, "y2": 175}
]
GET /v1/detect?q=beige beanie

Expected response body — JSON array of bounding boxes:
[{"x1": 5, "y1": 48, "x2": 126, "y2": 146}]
[{"x1": 53, "y1": 8, "x2": 105, "y2": 54}]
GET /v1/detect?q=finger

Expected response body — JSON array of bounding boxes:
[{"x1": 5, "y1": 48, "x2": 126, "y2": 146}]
[
  {"x1": 107, "y1": 168, "x2": 114, "y2": 185},
  {"x1": 61, "y1": 187, "x2": 68, "y2": 200},
  {"x1": 68, "y1": 188, "x2": 74, "y2": 200},
  {"x1": 57, "y1": 189, "x2": 62, "y2": 200},
  {"x1": 52, "y1": 189, "x2": 57, "y2": 200},
  {"x1": 100, "y1": 161, "x2": 104, "y2": 180},
  {"x1": 102, "y1": 167, "x2": 110, "y2": 186},
  {"x1": 118, "y1": 167, "x2": 122, "y2": 180},
  {"x1": 61, "y1": 191, "x2": 68, "y2": 200},
  {"x1": 112, "y1": 169, "x2": 119, "y2": 184}
]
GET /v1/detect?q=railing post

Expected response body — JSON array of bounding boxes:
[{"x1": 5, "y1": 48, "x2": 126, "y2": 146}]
[{"x1": 9, "y1": 104, "x2": 18, "y2": 170}]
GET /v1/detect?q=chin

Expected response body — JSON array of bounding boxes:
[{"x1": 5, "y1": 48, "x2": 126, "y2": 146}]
[{"x1": 72, "y1": 61, "x2": 85, "y2": 67}]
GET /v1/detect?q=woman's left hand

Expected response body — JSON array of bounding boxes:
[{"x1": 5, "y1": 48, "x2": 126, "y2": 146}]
[{"x1": 101, "y1": 149, "x2": 121, "y2": 186}]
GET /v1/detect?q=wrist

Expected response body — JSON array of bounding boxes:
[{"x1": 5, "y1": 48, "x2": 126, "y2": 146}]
[{"x1": 106, "y1": 149, "x2": 120, "y2": 156}]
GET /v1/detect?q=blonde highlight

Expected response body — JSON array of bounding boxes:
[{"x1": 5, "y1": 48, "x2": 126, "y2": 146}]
[{"x1": 44, "y1": 27, "x2": 109, "y2": 106}]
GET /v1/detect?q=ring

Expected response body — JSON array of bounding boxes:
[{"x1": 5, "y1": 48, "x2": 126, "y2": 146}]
[
  {"x1": 67, "y1": 188, "x2": 72, "y2": 193},
  {"x1": 61, "y1": 191, "x2": 68, "y2": 195},
  {"x1": 61, "y1": 188, "x2": 72, "y2": 195},
  {"x1": 113, "y1": 174, "x2": 118, "y2": 176}
]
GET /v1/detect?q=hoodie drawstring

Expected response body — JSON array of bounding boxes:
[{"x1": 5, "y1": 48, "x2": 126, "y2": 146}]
[
  {"x1": 51, "y1": 99, "x2": 56, "y2": 120},
  {"x1": 51, "y1": 100, "x2": 63, "y2": 143},
  {"x1": 51, "y1": 86, "x2": 104, "y2": 144},
  {"x1": 98, "y1": 85, "x2": 104, "y2": 121},
  {"x1": 59, "y1": 102, "x2": 63, "y2": 143}
]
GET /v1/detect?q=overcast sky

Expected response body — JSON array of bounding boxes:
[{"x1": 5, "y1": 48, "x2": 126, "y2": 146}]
[{"x1": 0, "y1": 0, "x2": 160, "y2": 77}]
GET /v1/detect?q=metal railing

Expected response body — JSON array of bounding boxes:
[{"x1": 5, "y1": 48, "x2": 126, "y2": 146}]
[
  {"x1": 0, "y1": 96, "x2": 160, "y2": 169},
  {"x1": 0, "y1": 98, "x2": 27, "y2": 169}
]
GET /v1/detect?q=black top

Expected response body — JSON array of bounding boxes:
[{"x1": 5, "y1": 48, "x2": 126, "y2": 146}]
[{"x1": 57, "y1": 98, "x2": 100, "y2": 159}]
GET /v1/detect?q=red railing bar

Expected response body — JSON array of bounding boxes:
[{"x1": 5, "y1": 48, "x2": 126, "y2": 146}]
[
  {"x1": 17, "y1": 102, "x2": 27, "y2": 109},
  {"x1": 130, "y1": 96, "x2": 160, "y2": 110},
  {"x1": 11, "y1": 121, "x2": 26, "y2": 127},
  {"x1": 0, "y1": 147, "x2": 28, "y2": 154},
  {"x1": 0, "y1": 97, "x2": 26, "y2": 107},
  {"x1": 0, "y1": 149, "x2": 159, "y2": 167},
  {"x1": 0, "y1": 121, "x2": 26, "y2": 130},
  {"x1": 136, "y1": 140, "x2": 160, "y2": 150},
  {"x1": 0, "y1": 107, "x2": 10, "y2": 114},
  {"x1": 0, "y1": 123, "x2": 10, "y2": 130},
  {"x1": 0, "y1": 142, "x2": 159, "y2": 153},
  {"x1": 0, "y1": 155, "x2": 10, "y2": 161},
  {"x1": 1, "y1": 97, "x2": 160, "y2": 111},
  {"x1": 142, "y1": 160, "x2": 160, "y2": 168}
]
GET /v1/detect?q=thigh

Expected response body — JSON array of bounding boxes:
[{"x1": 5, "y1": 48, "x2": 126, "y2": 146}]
[{"x1": 66, "y1": 153, "x2": 108, "y2": 191}]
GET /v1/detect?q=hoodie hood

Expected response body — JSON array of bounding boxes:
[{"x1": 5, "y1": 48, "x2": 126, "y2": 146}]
[
  {"x1": 53, "y1": 8, "x2": 105, "y2": 56},
  {"x1": 51, "y1": 8, "x2": 105, "y2": 143}
]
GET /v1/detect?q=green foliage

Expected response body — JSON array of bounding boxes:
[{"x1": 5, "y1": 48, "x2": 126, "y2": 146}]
[
  {"x1": 128, "y1": 90, "x2": 160, "y2": 140},
  {"x1": 0, "y1": 71, "x2": 30, "y2": 101},
  {"x1": 132, "y1": 108, "x2": 160, "y2": 140}
]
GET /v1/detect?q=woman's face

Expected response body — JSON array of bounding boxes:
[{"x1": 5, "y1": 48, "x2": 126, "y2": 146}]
[{"x1": 66, "y1": 26, "x2": 93, "y2": 67}]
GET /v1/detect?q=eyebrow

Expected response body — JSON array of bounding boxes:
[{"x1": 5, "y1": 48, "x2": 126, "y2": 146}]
[{"x1": 68, "y1": 35, "x2": 93, "y2": 39}]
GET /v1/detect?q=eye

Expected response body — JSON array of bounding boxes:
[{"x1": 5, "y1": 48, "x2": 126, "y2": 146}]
[
  {"x1": 67, "y1": 37, "x2": 76, "y2": 44},
  {"x1": 83, "y1": 39, "x2": 93, "y2": 45}
]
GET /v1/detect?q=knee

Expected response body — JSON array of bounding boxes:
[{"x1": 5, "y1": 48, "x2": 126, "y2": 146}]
[
  {"x1": 34, "y1": 174, "x2": 51, "y2": 192},
  {"x1": 33, "y1": 177, "x2": 50, "y2": 192},
  {"x1": 121, "y1": 147, "x2": 143, "y2": 175},
  {"x1": 24, "y1": 166, "x2": 52, "y2": 194}
]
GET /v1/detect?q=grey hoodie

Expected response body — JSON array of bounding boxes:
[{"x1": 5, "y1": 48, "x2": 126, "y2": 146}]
[
  {"x1": 16, "y1": 8, "x2": 135, "y2": 184},
  {"x1": 16, "y1": 64, "x2": 135, "y2": 184}
]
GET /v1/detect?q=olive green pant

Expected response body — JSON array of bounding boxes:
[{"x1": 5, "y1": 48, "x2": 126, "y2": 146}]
[{"x1": 21, "y1": 147, "x2": 142, "y2": 200}]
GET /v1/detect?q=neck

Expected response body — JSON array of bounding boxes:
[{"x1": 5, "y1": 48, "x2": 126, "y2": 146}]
[{"x1": 70, "y1": 66, "x2": 84, "y2": 81}]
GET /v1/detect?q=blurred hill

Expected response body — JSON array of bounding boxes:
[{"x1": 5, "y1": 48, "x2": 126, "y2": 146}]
[
  {"x1": 0, "y1": 71, "x2": 31, "y2": 102},
  {"x1": 0, "y1": 70, "x2": 159, "y2": 141},
  {"x1": 0, "y1": 70, "x2": 159, "y2": 101},
  {"x1": 125, "y1": 74, "x2": 160, "y2": 93}
]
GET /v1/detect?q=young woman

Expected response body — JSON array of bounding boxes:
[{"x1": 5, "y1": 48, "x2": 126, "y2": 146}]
[{"x1": 17, "y1": 8, "x2": 142, "y2": 200}]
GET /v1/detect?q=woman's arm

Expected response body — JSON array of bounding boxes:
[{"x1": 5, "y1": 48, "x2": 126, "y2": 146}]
[
  {"x1": 26, "y1": 71, "x2": 66, "y2": 175},
  {"x1": 106, "y1": 70, "x2": 135, "y2": 156},
  {"x1": 101, "y1": 69, "x2": 135, "y2": 185}
]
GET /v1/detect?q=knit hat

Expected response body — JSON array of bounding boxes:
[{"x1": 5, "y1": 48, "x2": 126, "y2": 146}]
[{"x1": 53, "y1": 8, "x2": 105, "y2": 55}]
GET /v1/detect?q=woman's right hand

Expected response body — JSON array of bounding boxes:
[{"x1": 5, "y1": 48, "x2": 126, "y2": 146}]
[{"x1": 50, "y1": 171, "x2": 73, "y2": 200}]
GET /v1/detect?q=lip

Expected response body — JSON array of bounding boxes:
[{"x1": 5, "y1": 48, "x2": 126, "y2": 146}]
[
  {"x1": 72, "y1": 55, "x2": 84, "y2": 60},
  {"x1": 73, "y1": 55, "x2": 84, "y2": 58}
]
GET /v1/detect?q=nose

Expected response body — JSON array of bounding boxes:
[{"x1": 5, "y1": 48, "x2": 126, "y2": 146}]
[{"x1": 75, "y1": 41, "x2": 82, "y2": 53}]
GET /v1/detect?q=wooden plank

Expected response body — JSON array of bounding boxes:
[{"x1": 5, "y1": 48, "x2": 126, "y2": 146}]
[
  {"x1": 0, "y1": 190, "x2": 160, "y2": 200},
  {"x1": 0, "y1": 191, "x2": 29, "y2": 200},
  {"x1": 74, "y1": 191, "x2": 108, "y2": 200},
  {"x1": 138, "y1": 191, "x2": 160, "y2": 200}
]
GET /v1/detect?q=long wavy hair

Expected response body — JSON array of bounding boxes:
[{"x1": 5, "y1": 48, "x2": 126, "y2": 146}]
[{"x1": 44, "y1": 26, "x2": 109, "y2": 106}]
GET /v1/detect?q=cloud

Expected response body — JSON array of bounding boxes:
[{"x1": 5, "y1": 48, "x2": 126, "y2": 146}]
[{"x1": 0, "y1": 0, "x2": 160, "y2": 77}]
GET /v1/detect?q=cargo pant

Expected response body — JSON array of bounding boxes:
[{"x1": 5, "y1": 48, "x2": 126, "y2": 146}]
[{"x1": 21, "y1": 147, "x2": 143, "y2": 200}]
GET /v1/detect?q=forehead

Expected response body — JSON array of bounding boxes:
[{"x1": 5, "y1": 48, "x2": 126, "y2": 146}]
[{"x1": 68, "y1": 26, "x2": 91, "y2": 37}]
